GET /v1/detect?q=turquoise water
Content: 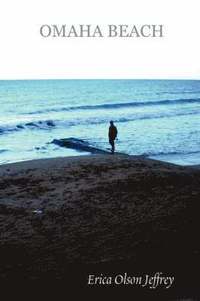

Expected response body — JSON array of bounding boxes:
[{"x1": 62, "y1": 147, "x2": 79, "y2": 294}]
[{"x1": 0, "y1": 79, "x2": 200, "y2": 165}]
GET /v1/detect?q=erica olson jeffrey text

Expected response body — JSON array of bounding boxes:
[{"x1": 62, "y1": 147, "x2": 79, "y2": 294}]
[
  {"x1": 40, "y1": 24, "x2": 164, "y2": 38},
  {"x1": 87, "y1": 272, "x2": 174, "y2": 288}
]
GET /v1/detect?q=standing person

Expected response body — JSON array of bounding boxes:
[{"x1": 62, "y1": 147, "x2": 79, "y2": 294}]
[{"x1": 108, "y1": 121, "x2": 118, "y2": 154}]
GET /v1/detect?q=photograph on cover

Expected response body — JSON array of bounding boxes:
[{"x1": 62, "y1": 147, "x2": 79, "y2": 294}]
[
  {"x1": 0, "y1": 0, "x2": 200, "y2": 299},
  {"x1": 0, "y1": 79, "x2": 200, "y2": 300}
]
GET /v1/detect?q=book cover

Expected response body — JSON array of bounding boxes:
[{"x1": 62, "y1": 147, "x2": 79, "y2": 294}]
[{"x1": 0, "y1": 0, "x2": 199, "y2": 299}]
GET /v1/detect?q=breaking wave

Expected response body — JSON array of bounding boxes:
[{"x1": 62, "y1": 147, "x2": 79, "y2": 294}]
[
  {"x1": 0, "y1": 108, "x2": 200, "y2": 136},
  {"x1": 23, "y1": 97, "x2": 200, "y2": 115}
]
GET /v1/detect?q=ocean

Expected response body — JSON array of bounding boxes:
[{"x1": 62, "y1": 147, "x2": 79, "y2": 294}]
[{"x1": 0, "y1": 79, "x2": 200, "y2": 166}]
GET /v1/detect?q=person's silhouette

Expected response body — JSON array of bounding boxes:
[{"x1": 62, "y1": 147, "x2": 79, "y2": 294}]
[{"x1": 108, "y1": 121, "x2": 118, "y2": 154}]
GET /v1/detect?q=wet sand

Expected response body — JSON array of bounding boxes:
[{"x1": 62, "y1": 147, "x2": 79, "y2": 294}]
[{"x1": 0, "y1": 154, "x2": 199, "y2": 298}]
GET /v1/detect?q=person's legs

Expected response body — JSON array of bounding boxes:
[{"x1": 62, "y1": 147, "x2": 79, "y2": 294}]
[{"x1": 109, "y1": 139, "x2": 115, "y2": 154}]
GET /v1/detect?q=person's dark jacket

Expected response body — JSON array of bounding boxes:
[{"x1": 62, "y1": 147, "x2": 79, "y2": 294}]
[{"x1": 109, "y1": 125, "x2": 118, "y2": 140}]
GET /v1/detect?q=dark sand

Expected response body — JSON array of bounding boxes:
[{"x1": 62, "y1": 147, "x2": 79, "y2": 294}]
[{"x1": 0, "y1": 154, "x2": 199, "y2": 298}]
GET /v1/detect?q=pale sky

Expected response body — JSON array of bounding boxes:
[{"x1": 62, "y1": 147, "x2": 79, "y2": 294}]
[{"x1": 0, "y1": 0, "x2": 199, "y2": 79}]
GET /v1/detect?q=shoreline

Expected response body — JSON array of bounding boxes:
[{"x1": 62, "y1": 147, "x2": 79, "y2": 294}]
[
  {"x1": 1, "y1": 151, "x2": 200, "y2": 169},
  {"x1": 0, "y1": 154, "x2": 200, "y2": 296}
]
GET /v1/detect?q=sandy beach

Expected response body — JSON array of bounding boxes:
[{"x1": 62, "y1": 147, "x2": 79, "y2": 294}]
[{"x1": 0, "y1": 154, "x2": 200, "y2": 297}]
